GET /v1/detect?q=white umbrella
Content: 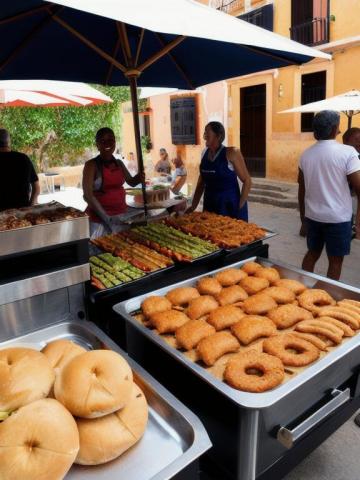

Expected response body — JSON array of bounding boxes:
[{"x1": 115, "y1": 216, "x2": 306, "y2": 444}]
[
  {"x1": 279, "y1": 90, "x2": 360, "y2": 129},
  {"x1": 0, "y1": 80, "x2": 112, "y2": 107}
]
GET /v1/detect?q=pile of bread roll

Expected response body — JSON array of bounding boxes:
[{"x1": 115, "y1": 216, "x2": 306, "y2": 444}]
[{"x1": 0, "y1": 340, "x2": 148, "y2": 480}]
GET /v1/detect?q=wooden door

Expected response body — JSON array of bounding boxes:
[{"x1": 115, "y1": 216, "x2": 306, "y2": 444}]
[{"x1": 240, "y1": 84, "x2": 266, "y2": 177}]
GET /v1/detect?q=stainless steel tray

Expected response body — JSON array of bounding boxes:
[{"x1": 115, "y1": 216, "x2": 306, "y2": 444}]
[
  {"x1": 0, "y1": 216, "x2": 89, "y2": 257},
  {"x1": 114, "y1": 256, "x2": 360, "y2": 410},
  {"x1": 0, "y1": 321, "x2": 211, "y2": 480}
]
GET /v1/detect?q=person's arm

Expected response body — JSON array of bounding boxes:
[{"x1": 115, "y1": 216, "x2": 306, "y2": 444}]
[
  {"x1": 187, "y1": 175, "x2": 204, "y2": 212},
  {"x1": 29, "y1": 181, "x2": 40, "y2": 205},
  {"x1": 298, "y1": 168, "x2": 305, "y2": 222},
  {"x1": 227, "y1": 147, "x2": 252, "y2": 209},
  {"x1": 171, "y1": 174, "x2": 187, "y2": 194},
  {"x1": 348, "y1": 170, "x2": 360, "y2": 239},
  {"x1": 82, "y1": 160, "x2": 111, "y2": 229},
  {"x1": 120, "y1": 161, "x2": 144, "y2": 187}
]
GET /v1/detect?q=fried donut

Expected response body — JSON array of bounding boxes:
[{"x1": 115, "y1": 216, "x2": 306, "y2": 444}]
[
  {"x1": 267, "y1": 304, "x2": 313, "y2": 329},
  {"x1": 263, "y1": 334, "x2": 320, "y2": 367},
  {"x1": 224, "y1": 350, "x2": 284, "y2": 393},
  {"x1": 318, "y1": 307, "x2": 359, "y2": 329},
  {"x1": 141, "y1": 296, "x2": 172, "y2": 318},
  {"x1": 215, "y1": 285, "x2": 248, "y2": 306},
  {"x1": 166, "y1": 287, "x2": 200, "y2": 306},
  {"x1": 241, "y1": 261, "x2": 263, "y2": 275},
  {"x1": 254, "y1": 267, "x2": 281, "y2": 284},
  {"x1": 186, "y1": 295, "x2": 219, "y2": 320},
  {"x1": 197, "y1": 277, "x2": 222, "y2": 296},
  {"x1": 197, "y1": 332, "x2": 240, "y2": 366},
  {"x1": 295, "y1": 320, "x2": 343, "y2": 345},
  {"x1": 231, "y1": 315, "x2": 277, "y2": 345},
  {"x1": 291, "y1": 332, "x2": 328, "y2": 351},
  {"x1": 317, "y1": 316, "x2": 354, "y2": 336},
  {"x1": 262, "y1": 286, "x2": 296, "y2": 304},
  {"x1": 274, "y1": 278, "x2": 307, "y2": 295},
  {"x1": 214, "y1": 268, "x2": 247, "y2": 286},
  {"x1": 240, "y1": 276, "x2": 270, "y2": 295},
  {"x1": 175, "y1": 319, "x2": 216, "y2": 350},
  {"x1": 207, "y1": 305, "x2": 245, "y2": 330},
  {"x1": 149, "y1": 310, "x2": 190, "y2": 334},
  {"x1": 298, "y1": 289, "x2": 336, "y2": 314},
  {"x1": 242, "y1": 293, "x2": 277, "y2": 315}
]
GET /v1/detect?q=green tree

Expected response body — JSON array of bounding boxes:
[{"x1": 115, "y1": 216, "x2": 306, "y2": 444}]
[{"x1": 0, "y1": 85, "x2": 131, "y2": 171}]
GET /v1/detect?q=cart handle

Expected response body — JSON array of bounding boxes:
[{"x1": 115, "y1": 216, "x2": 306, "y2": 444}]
[{"x1": 277, "y1": 388, "x2": 350, "y2": 449}]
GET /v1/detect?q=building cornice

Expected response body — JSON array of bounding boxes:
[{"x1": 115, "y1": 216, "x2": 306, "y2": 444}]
[{"x1": 315, "y1": 35, "x2": 360, "y2": 53}]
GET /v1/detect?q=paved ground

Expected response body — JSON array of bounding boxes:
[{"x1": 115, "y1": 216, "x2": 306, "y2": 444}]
[{"x1": 249, "y1": 201, "x2": 360, "y2": 480}]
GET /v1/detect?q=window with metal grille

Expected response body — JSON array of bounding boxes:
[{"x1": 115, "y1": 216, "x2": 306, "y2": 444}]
[
  {"x1": 238, "y1": 4, "x2": 273, "y2": 31},
  {"x1": 301, "y1": 71, "x2": 326, "y2": 132},
  {"x1": 290, "y1": 0, "x2": 329, "y2": 46},
  {"x1": 170, "y1": 97, "x2": 197, "y2": 145}
]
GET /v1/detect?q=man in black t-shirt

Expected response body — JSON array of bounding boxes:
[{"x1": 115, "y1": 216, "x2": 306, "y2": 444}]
[{"x1": 0, "y1": 129, "x2": 40, "y2": 211}]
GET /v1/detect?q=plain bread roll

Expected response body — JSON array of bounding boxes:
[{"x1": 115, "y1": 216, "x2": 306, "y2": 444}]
[
  {"x1": 42, "y1": 339, "x2": 86, "y2": 373},
  {"x1": 0, "y1": 398, "x2": 79, "y2": 480},
  {"x1": 0, "y1": 347, "x2": 55, "y2": 411},
  {"x1": 54, "y1": 349, "x2": 133, "y2": 418},
  {"x1": 75, "y1": 383, "x2": 148, "y2": 465}
]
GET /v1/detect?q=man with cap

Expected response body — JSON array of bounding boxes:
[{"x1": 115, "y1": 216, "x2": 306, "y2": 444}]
[{"x1": 0, "y1": 129, "x2": 40, "y2": 211}]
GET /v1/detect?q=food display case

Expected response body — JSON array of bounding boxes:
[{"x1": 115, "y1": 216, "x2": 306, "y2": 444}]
[{"x1": 114, "y1": 257, "x2": 360, "y2": 480}]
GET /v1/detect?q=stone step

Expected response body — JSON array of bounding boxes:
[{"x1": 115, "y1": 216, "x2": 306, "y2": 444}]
[
  {"x1": 248, "y1": 194, "x2": 298, "y2": 209},
  {"x1": 251, "y1": 188, "x2": 293, "y2": 199},
  {"x1": 251, "y1": 182, "x2": 288, "y2": 193}
]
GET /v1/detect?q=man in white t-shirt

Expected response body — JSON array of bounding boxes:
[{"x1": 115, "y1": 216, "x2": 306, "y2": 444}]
[{"x1": 298, "y1": 110, "x2": 360, "y2": 280}]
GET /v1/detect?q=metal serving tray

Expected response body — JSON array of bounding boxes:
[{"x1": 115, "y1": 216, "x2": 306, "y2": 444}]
[
  {"x1": 114, "y1": 257, "x2": 360, "y2": 410},
  {"x1": 0, "y1": 321, "x2": 211, "y2": 480}
]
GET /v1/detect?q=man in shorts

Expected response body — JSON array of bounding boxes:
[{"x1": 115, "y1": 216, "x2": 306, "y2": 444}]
[{"x1": 298, "y1": 111, "x2": 360, "y2": 280}]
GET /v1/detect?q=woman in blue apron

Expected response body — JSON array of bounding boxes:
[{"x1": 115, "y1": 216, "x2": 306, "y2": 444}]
[{"x1": 188, "y1": 122, "x2": 251, "y2": 220}]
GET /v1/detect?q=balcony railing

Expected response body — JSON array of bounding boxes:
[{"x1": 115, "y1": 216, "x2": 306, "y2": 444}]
[
  {"x1": 214, "y1": 0, "x2": 244, "y2": 14},
  {"x1": 290, "y1": 17, "x2": 329, "y2": 46}
]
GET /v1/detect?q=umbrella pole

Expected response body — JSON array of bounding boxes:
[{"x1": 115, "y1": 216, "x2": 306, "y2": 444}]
[
  {"x1": 128, "y1": 74, "x2": 148, "y2": 219},
  {"x1": 348, "y1": 113, "x2": 352, "y2": 130}
]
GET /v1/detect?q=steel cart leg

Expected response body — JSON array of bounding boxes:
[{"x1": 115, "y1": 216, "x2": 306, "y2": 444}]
[{"x1": 238, "y1": 410, "x2": 259, "y2": 480}]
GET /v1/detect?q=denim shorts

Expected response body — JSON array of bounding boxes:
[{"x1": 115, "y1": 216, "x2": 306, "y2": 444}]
[{"x1": 305, "y1": 218, "x2": 352, "y2": 257}]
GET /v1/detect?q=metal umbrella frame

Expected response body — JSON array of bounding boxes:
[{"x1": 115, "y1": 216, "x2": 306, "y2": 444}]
[{"x1": 0, "y1": 0, "x2": 330, "y2": 215}]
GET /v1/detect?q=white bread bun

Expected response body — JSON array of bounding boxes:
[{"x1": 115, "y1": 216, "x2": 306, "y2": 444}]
[
  {"x1": 0, "y1": 347, "x2": 55, "y2": 411},
  {"x1": 54, "y1": 349, "x2": 133, "y2": 418},
  {"x1": 75, "y1": 383, "x2": 148, "y2": 465},
  {"x1": 0, "y1": 398, "x2": 79, "y2": 480},
  {"x1": 42, "y1": 339, "x2": 86, "y2": 373}
]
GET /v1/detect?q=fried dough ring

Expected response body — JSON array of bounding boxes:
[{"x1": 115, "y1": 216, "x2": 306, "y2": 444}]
[
  {"x1": 214, "y1": 268, "x2": 248, "y2": 286},
  {"x1": 242, "y1": 293, "x2": 277, "y2": 315},
  {"x1": 291, "y1": 332, "x2": 328, "y2": 351},
  {"x1": 207, "y1": 305, "x2": 245, "y2": 331},
  {"x1": 186, "y1": 295, "x2": 219, "y2": 320},
  {"x1": 262, "y1": 286, "x2": 296, "y2": 304},
  {"x1": 240, "y1": 262, "x2": 263, "y2": 275},
  {"x1": 317, "y1": 316, "x2": 354, "y2": 336},
  {"x1": 224, "y1": 350, "x2": 284, "y2": 393},
  {"x1": 196, "y1": 277, "x2": 222, "y2": 296},
  {"x1": 298, "y1": 289, "x2": 336, "y2": 314},
  {"x1": 263, "y1": 334, "x2": 320, "y2": 367},
  {"x1": 318, "y1": 307, "x2": 359, "y2": 329},
  {"x1": 215, "y1": 285, "x2": 248, "y2": 306},
  {"x1": 295, "y1": 320, "x2": 343, "y2": 344},
  {"x1": 175, "y1": 319, "x2": 216, "y2": 350},
  {"x1": 239, "y1": 276, "x2": 270, "y2": 295},
  {"x1": 141, "y1": 296, "x2": 172, "y2": 318},
  {"x1": 254, "y1": 267, "x2": 281, "y2": 285},
  {"x1": 267, "y1": 304, "x2": 313, "y2": 329},
  {"x1": 197, "y1": 332, "x2": 240, "y2": 366},
  {"x1": 231, "y1": 315, "x2": 277, "y2": 345},
  {"x1": 165, "y1": 287, "x2": 200, "y2": 306},
  {"x1": 274, "y1": 279, "x2": 307, "y2": 295}
]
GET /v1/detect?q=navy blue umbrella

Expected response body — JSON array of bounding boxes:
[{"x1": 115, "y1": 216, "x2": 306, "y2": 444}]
[{"x1": 0, "y1": 0, "x2": 330, "y2": 213}]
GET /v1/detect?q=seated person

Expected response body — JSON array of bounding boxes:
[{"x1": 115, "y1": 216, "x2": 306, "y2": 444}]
[
  {"x1": 154, "y1": 148, "x2": 171, "y2": 176},
  {"x1": 171, "y1": 155, "x2": 187, "y2": 194}
]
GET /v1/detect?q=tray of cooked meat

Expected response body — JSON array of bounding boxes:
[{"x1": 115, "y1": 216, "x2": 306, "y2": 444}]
[
  {"x1": 0, "y1": 202, "x2": 88, "y2": 256},
  {"x1": 114, "y1": 257, "x2": 360, "y2": 480},
  {"x1": 165, "y1": 211, "x2": 277, "y2": 251}
]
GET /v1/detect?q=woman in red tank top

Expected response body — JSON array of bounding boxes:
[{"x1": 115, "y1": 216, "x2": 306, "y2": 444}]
[{"x1": 83, "y1": 128, "x2": 143, "y2": 237}]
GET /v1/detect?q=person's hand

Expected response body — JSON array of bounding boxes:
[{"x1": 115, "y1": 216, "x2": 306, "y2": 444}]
[
  {"x1": 185, "y1": 205, "x2": 195, "y2": 214},
  {"x1": 138, "y1": 171, "x2": 146, "y2": 184},
  {"x1": 299, "y1": 221, "x2": 307, "y2": 237}
]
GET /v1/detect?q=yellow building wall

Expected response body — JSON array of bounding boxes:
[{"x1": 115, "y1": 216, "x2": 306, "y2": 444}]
[{"x1": 329, "y1": 0, "x2": 360, "y2": 41}]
